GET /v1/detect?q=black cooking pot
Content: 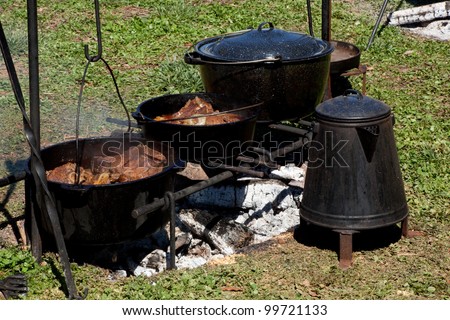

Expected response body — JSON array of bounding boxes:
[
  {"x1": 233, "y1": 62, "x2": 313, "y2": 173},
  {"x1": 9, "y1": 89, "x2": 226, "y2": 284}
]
[
  {"x1": 184, "y1": 22, "x2": 333, "y2": 121},
  {"x1": 330, "y1": 40, "x2": 361, "y2": 75},
  {"x1": 300, "y1": 90, "x2": 408, "y2": 230},
  {"x1": 133, "y1": 92, "x2": 259, "y2": 164},
  {"x1": 39, "y1": 136, "x2": 183, "y2": 246}
]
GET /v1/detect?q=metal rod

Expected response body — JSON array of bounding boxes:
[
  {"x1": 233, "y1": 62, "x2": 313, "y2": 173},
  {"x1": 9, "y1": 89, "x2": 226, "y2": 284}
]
[
  {"x1": 341, "y1": 65, "x2": 367, "y2": 95},
  {"x1": 27, "y1": 0, "x2": 40, "y2": 146},
  {"x1": 207, "y1": 162, "x2": 265, "y2": 178},
  {"x1": 24, "y1": 177, "x2": 42, "y2": 262},
  {"x1": 84, "y1": 0, "x2": 103, "y2": 62},
  {"x1": 306, "y1": 0, "x2": 315, "y2": 37},
  {"x1": 321, "y1": 0, "x2": 332, "y2": 101},
  {"x1": 321, "y1": 0, "x2": 331, "y2": 42},
  {"x1": 165, "y1": 192, "x2": 177, "y2": 270},
  {"x1": 366, "y1": 0, "x2": 390, "y2": 50},
  {"x1": 249, "y1": 146, "x2": 275, "y2": 163},
  {"x1": 298, "y1": 119, "x2": 314, "y2": 127},
  {"x1": 132, "y1": 170, "x2": 234, "y2": 218},
  {"x1": 235, "y1": 155, "x2": 264, "y2": 166},
  {"x1": 26, "y1": 0, "x2": 43, "y2": 263},
  {"x1": 0, "y1": 171, "x2": 27, "y2": 188},
  {"x1": 270, "y1": 130, "x2": 313, "y2": 159},
  {"x1": 268, "y1": 123, "x2": 311, "y2": 136}
]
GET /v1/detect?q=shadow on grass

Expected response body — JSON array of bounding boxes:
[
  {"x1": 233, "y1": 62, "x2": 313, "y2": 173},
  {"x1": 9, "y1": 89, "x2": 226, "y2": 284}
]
[
  {"x1": 294, "y1": 218, "x2": 402, "y2": 254},
  {"x1": 0, "y1": 159, "x2": 28, "y2": 245}
]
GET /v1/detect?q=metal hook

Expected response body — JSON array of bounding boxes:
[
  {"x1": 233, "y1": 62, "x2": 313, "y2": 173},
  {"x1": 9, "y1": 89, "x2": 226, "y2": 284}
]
[{"x1": 84, "y1": 0, "x2": 103, "y2": 62}]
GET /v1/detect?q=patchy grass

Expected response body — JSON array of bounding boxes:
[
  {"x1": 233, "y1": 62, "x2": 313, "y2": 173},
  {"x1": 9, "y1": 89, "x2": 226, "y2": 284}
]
[{"x1": 1, "y1": 0, "x2": 449, "y2": 300}]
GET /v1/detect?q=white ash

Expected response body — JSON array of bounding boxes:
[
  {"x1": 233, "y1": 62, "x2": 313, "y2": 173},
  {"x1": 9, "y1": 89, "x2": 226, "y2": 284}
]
[
  {"x1": 120, "y1": 165, "x2": 305, "y2": 277},
  {"x1": 185, "y1": 179, "x2": 302, "y2": 211},
  {"x1": 269, "y1": 163, "x2": 306, "y2": 182}
]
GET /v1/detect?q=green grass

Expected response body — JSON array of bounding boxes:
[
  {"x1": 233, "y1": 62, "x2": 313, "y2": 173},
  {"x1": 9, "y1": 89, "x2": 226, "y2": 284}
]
[{"x1": 1, "y1": 0, "x2": 449, "y2": 300}]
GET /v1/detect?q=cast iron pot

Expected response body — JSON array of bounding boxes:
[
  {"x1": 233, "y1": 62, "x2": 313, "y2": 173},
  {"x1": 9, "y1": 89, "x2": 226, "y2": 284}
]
[
  {"x1": 184, "y1": 22, "x2": 333, "y2": 122},
  {"x1": 39, "y1": 136, "x2": 183, "y2": 246},
  {"x1": 133, "y1": 92, "x2": 259, "y2": 165},
  {"x1": 330, "y1": 40, "x2": 361, "y2": 75},
  {"x1": 300, "y1": 90, "x2": 408, "y2": 230}
]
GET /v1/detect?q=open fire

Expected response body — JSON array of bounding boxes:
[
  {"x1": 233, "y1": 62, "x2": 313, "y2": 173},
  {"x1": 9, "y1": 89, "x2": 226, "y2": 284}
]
[{"x1": 101, "y1": 163, "x2": 306, "y2": 278}]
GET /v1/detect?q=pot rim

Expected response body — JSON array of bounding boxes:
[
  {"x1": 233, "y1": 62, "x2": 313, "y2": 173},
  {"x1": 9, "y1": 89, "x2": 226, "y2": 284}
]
[
  {"x1": 41, "y1": 136, "x2": 184, "y2": 190},
  {"x1": 133, "y1": 92, "x2": 260, "y2": 127}
]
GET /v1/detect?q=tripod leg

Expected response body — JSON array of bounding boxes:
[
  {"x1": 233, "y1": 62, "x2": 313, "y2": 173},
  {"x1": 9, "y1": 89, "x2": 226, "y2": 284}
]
[{"x1": 366, "y1": 0, "x2": 390, "y2": 50}]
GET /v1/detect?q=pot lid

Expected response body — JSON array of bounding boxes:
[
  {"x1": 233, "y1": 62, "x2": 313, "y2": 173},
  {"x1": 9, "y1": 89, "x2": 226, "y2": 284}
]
[
  {"x1": 315, "y1": 90, "x2": 391, "y2": 122},
  {"x1": 194, "y1": 22, "x2": 333, "y2": 62}
]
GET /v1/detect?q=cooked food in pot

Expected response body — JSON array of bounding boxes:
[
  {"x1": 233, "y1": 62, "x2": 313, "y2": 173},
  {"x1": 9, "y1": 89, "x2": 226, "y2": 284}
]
[
  {"x1": 46, "y1": 144, "x2": 167, "y2": 185},
  {"x1": 154, "y1": 96, "x2": 243, "y2": 125}
]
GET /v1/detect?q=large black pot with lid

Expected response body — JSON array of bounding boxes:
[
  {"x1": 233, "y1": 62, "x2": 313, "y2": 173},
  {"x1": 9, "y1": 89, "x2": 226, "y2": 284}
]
[
  {"x1": 185, "y1": 22, "x2": 333, "y2": 121},
  {"x1": 300, "y1": 90, "x2": 408, "y2": 230}
]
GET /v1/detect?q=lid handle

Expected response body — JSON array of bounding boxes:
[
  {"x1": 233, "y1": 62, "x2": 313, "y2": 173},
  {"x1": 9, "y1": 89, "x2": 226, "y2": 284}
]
[
  {"x1": 257, "y1": 22, "x2": 274, "y2": 32},
  {"x1": 344, "y1": 89, "x2": 363, "y2": 100}
]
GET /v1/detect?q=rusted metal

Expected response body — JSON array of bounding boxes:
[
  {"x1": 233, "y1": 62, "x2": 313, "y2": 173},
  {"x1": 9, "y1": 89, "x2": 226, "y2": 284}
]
[
  {"x1": 132, "y1": 170, "x2": 234, "y2": 218},
  {"x1": 337, "y1": 230, "x2": 355, "y2": 269},
  {"x1": 270, "y1": 133, "x2": 313, "y2": 160},
  {"x1": 236, "y1": 123, "x2": 313, "y2": 168},
  {"x1": 401, "y1": 216, "x2": 423, "y2": 238},
  {"x1": 207, "y1": 162, "x2": 265, "y2": 178},
  {"x1": 401, "y1": 215, "x2": 409, "y2": 238},
  {"x1": 235, "y1": 155, "x2": 267, "y2": 167},
  {"x1": 340, "y1": 64, "x2": 367, "y2": 95}
]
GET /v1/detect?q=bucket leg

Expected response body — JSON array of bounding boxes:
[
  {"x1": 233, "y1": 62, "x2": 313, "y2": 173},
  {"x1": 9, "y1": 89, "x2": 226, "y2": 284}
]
[
  {"x1": 401, "y1": 215, "x2": 422, "y2": 238},
  {"x1": 401, "y1": 215, "x2": 409, "y2": 237},
  {"x1": 337, "y1": 230, "x2": 354, "y2": 269}
]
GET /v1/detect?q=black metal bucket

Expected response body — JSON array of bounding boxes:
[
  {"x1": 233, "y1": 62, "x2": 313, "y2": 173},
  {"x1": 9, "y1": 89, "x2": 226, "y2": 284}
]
[
  {"x1": 38, "y1": 136, "x2": 183, "y2": 246},
  {"x1": 300, "y1": 91, "x2": 408, "y2": 230}
]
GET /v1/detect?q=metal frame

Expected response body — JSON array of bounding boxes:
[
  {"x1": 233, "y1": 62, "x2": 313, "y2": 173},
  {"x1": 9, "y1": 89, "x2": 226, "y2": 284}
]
[{"x1": 1, "y1": 0, "x2": 336, "y2": 297}]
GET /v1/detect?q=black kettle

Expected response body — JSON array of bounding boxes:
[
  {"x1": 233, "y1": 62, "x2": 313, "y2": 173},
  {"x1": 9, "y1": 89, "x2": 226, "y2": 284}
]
[{"x1": 300, "y1": 90, "x2": 408, "y2": 230}]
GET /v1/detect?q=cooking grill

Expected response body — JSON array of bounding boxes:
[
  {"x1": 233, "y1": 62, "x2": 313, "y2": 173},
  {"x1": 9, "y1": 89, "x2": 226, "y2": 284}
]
[{"x1": 0, "y1": 0, "x2": 410, "y2": 300}]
